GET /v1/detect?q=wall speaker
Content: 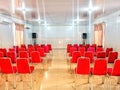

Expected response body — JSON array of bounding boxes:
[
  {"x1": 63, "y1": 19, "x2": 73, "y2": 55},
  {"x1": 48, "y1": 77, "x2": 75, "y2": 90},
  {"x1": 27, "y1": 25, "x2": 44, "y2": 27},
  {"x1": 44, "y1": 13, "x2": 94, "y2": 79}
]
[
  {"x1": 82, "y1": 33, "x2": 87, "y2": 39},
  {"x1": 32, "y1": 33, "x2": 37, "y2": 38}
]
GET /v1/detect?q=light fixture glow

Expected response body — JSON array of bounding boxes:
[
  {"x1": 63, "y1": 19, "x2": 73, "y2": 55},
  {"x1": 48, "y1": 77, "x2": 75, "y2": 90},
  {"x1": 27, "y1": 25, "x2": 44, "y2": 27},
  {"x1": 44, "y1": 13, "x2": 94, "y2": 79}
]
[
  {"x1": 80, "y1": 0, "x2": 100, "y2": 12},
  {"x1": 16, "y1": 8, "x2": 33, "y2": 12}
]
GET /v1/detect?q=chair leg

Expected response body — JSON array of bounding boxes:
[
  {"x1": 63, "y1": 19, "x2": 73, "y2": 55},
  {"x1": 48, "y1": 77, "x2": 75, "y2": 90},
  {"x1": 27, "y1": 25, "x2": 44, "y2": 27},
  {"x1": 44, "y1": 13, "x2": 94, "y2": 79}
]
[
  {"x1": 5, "y1": 81, "x2": 9, "y2": 90},
  {"x1": 90, "y1": 77, "x2": 93, "y2": 90},
  {"x1": 30, "y1": 73, "x2": 33, "y2": 89},
  {"x1": 13, "y1": 74, "x2": 16, "y2": 89},
  {"x1": 74, "y1": 74, "x2": 77, "y2": 90}
]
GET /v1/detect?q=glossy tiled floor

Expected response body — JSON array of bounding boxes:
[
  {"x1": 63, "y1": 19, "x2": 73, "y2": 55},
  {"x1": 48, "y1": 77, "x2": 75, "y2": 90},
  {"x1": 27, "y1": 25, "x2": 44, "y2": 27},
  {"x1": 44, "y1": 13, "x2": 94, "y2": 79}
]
[{"x1": 0, "y1": 49, "x2": 119, "y2": 90}]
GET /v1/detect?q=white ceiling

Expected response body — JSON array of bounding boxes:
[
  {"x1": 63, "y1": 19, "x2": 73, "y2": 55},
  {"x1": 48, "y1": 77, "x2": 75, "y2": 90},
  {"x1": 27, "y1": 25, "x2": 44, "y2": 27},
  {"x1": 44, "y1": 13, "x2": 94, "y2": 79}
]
[{"x1": 0, "y1": 0, "x2": 120, "y2": 25}]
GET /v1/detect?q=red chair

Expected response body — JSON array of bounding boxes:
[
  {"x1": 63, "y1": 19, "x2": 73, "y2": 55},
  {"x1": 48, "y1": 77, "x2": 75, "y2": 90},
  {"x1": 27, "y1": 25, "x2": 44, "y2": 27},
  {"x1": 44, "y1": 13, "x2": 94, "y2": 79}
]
[
  {"x1": 70, "y1": 51, "x2": 81, "y2": 72},
  {"x1": 87, "y1": 47, "x2": 95, "y2": 54},
  {"x1": 0, "y1": 58, "x2": 17, "y2": 88},
  {"x1": 108, "y1": 51, "x2": 118, "y2": 63},
  {"x1": 90, "y1": 59, "x2": 107, "y2": 90},
  {"x1": 34, "y1": 44, "x2": 39, "y2": 50},
  {"x1": 47, "y1": 44, "x2": 52, "y2": 51},
  {"x1": 70, "y1": 51, "x2": 81, "y2": 63},
  {"x1": 28, "y1": 44, "x2": 33, "y2": 48},
  {"x1": 91, "y1": 59, "x2": 107, "y2": 75},
  {"x1": 43, "y1": 45, "x2": 50, "y2": 53},
  {"x1": 19, "y1": 51, "x2": 29, "y2": 58},
  {"x1": 7, "y1": 51, "x2": 17, "y2": 63},
  {"x1": 91, "y1": 44, "x2": 97, "y2": 49},
  {"x1": 0, "y1": 52, "x2": 4, "y2": 57},
  {"x1": 96, "y1": 51, "x2": 106, "y2": 58},
  {"x1": 18, "y1": 48, "x2": 26, "y2": 52},
  {"x1": 107, "y1": 59, "x2": 120, "y2": 76},
  {"x1": 106, "y1": 48, "x2": 113, "y2": 57},
  {"x1": 13, "y1": 46, "x2": 19, "y2": 53},
  {"x1": 28, "y1": 47, "x2": 35, "y2": 56},
  {"x1": 79, "y1": 44, "x2": 83, "y2": 47},
  {"x1": 73, "y1": 44, "x2": 78, "y2": 50},
  {"x1": 67, "y1": 44, "x2": 72, "y2": 53},
  {"x1": 96, "y1": 47, "x2": 103, "y2": 54},
  {"x1": 9, "y1": 48, "x2": 15, "y2": 52},
  {"x1": 107, "y1": 59, "x2": 120, "y2": 89},
  {"x1": 2, "y1": 48, "x2": 7, "y2": 57},
  {"x1": 69, "y1": 47, "x2": 77, "y2": 57},
  {"x1": 16, "y1": 58, "x2": 34, "y2": 88},
  {"x1": 31, "y1": 51, "x2": 44, "y2": 70},
  {"x1": 85, "y1": 51, "x2": 94, "y2": 63},
  {"x1": 37, "y1": 48, "x2": 46, "y2": 57},
  {"x1": 74, "y1": 57, "x2": 90, "y2": 89},
  {"x1": 41, "y1": 44, "x2": 45, "y2": 47},
  {"x1": 78, "y1": 47, "x2": 86, "y2": 56},
  {"x1": 75, "y1": 57, "x2": 90, "y2": 74},
  {"x1": 0, "y1": 48, "x2": 7, "y2": 57},
  {"x1": 21, "y1": 44, "x2": 27, "y2": 50},
  {"x1": 31, "y1": 51, "x2": 43, "y2": 63}
]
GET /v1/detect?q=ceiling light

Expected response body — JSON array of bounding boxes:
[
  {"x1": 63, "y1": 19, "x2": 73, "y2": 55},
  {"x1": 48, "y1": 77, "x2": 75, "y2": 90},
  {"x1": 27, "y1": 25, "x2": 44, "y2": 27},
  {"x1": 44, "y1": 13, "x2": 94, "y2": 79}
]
[{"x1": 16, "y1": 8, "x2": 33, "y2": 12}]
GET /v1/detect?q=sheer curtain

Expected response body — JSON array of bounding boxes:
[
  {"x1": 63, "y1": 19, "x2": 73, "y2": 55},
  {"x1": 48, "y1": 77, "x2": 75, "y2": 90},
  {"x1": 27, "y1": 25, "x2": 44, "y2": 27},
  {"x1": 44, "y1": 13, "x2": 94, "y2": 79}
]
[
  {"x1": 15, "y1": 23, "x2": 24, "y2": 46},
  {"x1": 94, "y1": 23, "x2": 104, "y2": 46}
]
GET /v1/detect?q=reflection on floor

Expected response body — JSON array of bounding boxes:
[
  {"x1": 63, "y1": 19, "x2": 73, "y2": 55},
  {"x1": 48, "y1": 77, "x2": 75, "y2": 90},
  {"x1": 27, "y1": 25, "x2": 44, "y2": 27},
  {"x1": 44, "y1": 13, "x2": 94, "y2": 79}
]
[{"x1": 0, "y1": 49, "x2": 119, "y2": 90}]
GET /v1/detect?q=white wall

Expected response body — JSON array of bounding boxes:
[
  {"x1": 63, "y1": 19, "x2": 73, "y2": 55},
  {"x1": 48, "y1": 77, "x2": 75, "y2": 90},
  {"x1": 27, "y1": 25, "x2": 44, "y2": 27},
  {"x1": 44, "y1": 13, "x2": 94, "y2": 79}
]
[
  {"x1": 24, "y1": 26, "x2": 33, "y2": 45},
  {"x1": 94, "y1": 10, "x2": 120, "y2": 58},
  {"x1": 0, "y1": 22, "x2": 13, "y2": 50},
  {"x1": 32, "y1": 25, "x2": 88, "y2": 49}
]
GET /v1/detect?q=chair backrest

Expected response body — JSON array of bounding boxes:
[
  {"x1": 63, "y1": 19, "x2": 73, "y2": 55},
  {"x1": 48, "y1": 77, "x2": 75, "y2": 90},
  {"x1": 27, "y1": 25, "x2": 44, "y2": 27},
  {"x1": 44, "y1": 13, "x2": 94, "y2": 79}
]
[
  {"x1": 67, "y1": 44, "x2": 72, "y2": 53},
  {"x1": 111, "y1": 59, "x2": 120, "y2": 76},
  {"x1": 85, "y1": 51, "x2": 94, "y2": 63},
  {"x1": 108, "y1": 51, "x2": 118, "y2": 63},
  {"x1": 43, "y1": 45, "x2": 50, "y2": 53},
  {"x1": 69, "y1": 47, "x2": 77, "y2": 56},
  {"x1": 87, "y1": 47, "x2": 95, "y2": 54},
  {"x1": 37, "y1": 48, "x2": 45, "y2": 57},
  {"x1": 0, "y1": 52, "x2": 4, "y2": 57},
  {"x1": 18, "y1": 48, "x2": 26, "y2": 52},
  {"x1": 106, "y1": 48, "x2": 113, "y2": 57},
  {"x1": 0, "y1": 58, "x2": 14, "y2": 74},
  {"x1": 9, "y1": 48, "x2": 15, "y2": 52},
  {"x1": 93, "y1": 59, "x2": 107, "y2": 75},
  {"x1": 0, "y1": 48, "x2": 7, "y2": 57},
  {"x1": 78, "y1": 47, "x2": 86, "y2": 56},
  {"x1": 47, "y1": 44, "x2": 52, "y2": 50},
  {"x1": 28, "y1": 44, "x2": 33, "y2": 48},
  {"x1": 96, "y1": 51, "x2": 106, "y2": 58},
  {"x1": 17, "y1": 58, "x2": 31, "y2": 73},
  {"x1": 19, "y1": 51, "x2": 29, "y2": 58},
  {"x1": 7, "y1": 51, "x2": 17, "y2": 63},
  {"x1": 13, "y1": 46, "x2": 19, "y2": 53},
  {"x1": 71, "y1": 51, "x2": 81, "y2": 63},
  {"x1": 28, "y1": 47, "x2": 35, "y2": 56},
  {"x1": 41, "y1": 44, "x2": 45, "y2": 47},
  {"x1": 76, "y1": 57, "x2": 90, "y2": 74},
  {"x1": 96, "y1": 47, "x2": 103, "y2": 53},
  {"x1": 31, "y1": 51, "x2": 42, "y2": 63},
  {"x1": 91, "y1": 44, "x2": 97, "y2": 50},
  {"x1": 21, "y1": 44, "x2": 27, "y2": 50}
]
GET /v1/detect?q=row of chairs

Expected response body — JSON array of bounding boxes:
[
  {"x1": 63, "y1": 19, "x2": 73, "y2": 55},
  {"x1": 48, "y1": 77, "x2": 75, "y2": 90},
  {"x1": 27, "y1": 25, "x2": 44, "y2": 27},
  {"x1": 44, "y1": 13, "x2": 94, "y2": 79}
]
[
  {"x1": 74, "y1": 57, "x2": 120, "y2": 90},
  {"x1": 70, "y1": 51, "x2": 118, "y2": 64},
  {"x1": 67, "y1": 44, "x2": 101, "y2": 53},
  {"x1": 0, "y1": 44, "x2": 52, "y2": 57},
  {"x1": 0, "y1": 49, "x2": 51, "y2": 89},
  {"x1": 0, "y1": 57, "x2": 34, "y2": 89},
  {"x1": 67, "y1": 45, "x2": 113, "y2": 57},
  {"x1": 0, "y1": 50, "x2": 46, "y2": 63}
]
